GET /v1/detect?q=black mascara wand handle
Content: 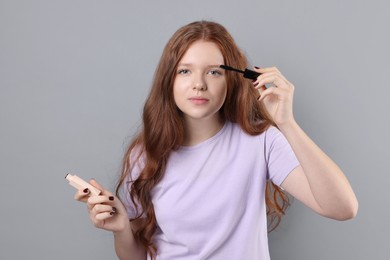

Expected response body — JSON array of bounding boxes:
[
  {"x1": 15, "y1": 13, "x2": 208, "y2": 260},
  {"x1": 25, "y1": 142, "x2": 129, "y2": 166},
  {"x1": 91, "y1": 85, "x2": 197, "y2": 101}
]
[
  {"x1": 220, "y1": 65, "x2": 261, "y2": 80},
  {"x1": 243, "y1": 69, "x2": 261, "y2": 80}
]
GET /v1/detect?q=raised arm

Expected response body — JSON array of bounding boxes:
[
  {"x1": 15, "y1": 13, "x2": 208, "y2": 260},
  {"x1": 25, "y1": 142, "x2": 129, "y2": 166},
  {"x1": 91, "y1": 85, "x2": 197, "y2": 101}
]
[
  {"x1": 254, "y1": 67, "x2": 358, "y2": 220},
  {"x1": 278, "y1": 121, "x2": 357, "y2": 220}
]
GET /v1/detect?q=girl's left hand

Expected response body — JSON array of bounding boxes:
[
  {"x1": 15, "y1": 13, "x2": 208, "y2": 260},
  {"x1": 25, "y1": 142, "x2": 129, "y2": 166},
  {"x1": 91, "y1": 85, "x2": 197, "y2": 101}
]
[{"x1": 252, "y1": 67, "x2": 295, "y2": 127}]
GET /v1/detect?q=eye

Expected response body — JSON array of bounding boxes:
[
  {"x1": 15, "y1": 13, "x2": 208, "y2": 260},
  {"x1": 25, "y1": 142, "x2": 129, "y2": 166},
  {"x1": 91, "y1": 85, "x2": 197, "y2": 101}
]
[
  {"x1": 178, "y1": 69, "x2": 190, "y2": 74},
  {"x1": 208, "y1": 70, "x2": 222, "y2": 76}
]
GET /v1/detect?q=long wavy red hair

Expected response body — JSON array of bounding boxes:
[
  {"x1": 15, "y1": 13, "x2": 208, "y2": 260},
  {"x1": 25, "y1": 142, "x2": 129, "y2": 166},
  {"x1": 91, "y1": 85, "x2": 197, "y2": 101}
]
[{"x1": 116, "y1": 20, "x2": 290, "y2": 259}]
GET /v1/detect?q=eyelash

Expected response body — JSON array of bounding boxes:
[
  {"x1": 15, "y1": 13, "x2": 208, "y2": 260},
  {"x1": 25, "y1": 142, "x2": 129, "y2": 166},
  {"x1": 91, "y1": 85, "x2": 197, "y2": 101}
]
[
  {"x1": 178, "y1": 69, "x2": 190, "y2": 74},
  {"x1": 177, "y1": 69, "x2": 223, "y2": 75},
  {"x1": 208, "y1": 70, "x2": 222, "y2": 76}
]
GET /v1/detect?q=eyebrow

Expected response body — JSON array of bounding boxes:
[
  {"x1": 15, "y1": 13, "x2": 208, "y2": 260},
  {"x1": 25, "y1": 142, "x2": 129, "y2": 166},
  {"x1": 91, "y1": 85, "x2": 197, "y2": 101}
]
[{"x1": 177, "y1": 63, "x2": 223, "y2": 69}]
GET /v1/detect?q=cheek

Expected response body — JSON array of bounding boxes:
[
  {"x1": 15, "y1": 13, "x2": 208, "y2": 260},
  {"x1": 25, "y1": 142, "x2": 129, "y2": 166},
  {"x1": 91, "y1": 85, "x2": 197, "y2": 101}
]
[
  {"x1": 217, "y1": 83, "x2": 228, "y2": 103},
  {"x1": 173, "y1": 80, "x2": 186, "y2": 106},
  {"x1": 173, "y1": 87, "x2": 180, "y2": 106}
]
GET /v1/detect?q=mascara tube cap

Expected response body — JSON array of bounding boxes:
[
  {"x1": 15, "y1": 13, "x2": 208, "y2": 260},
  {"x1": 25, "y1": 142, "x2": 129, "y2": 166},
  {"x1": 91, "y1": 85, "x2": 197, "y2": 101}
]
[{"x1": 65, "y1": 173, "x2": 101, "y2": 196}]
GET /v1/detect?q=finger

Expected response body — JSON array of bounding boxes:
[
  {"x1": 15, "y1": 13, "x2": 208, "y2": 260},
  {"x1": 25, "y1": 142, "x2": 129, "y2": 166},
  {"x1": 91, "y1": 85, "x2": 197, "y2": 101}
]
[
  {"x1": 252, "y1": 66, "x2": 270, "y2": 83},
  {"x1": 90, "y1": 212, "x2": 113, "y2": 229},
  {"x1": 256, "y1": 85, "x2": 267, "y2": 97},
  {"x1": 253, "y1": 74, "x2": 277, "y2": 88},
  {"x1": 258, "y1": 86, "x2": 287, "y2": 102},
  {"x1": 92, "y1": 204, "x2": 116, "y2": 215},
  {"x1": 89, "y1": 202, "x2": 117, "y2": 220},
  {"x1": 74, "y1": 188, "x2": 91, "y2": 202},
  {"x1": 254, "y1": 66, "x2": 281, "y2": 75},
  {"x1": 95, "y1": 211, "x2": 115, "y2": 221},
  {"x1": 255, "y1": 75, "x2": 290, "y2": 90},
  {"x1": 253, "y1": 66, "x2": 278, "y2": 75},
  {"x1": 89, "y1": 179, "x2": 113, "y2": 196},
  {"x1": 87, "y1": 193, "x2": 116, "y2": 212},
  {"x1": 87, "y1": 194, "x2": 116, "y2": 205},
  {"x1": 254, "y1": 66, "x2": 288, "y2": 82},
  {"x1": 252, "y1": 71, "x2": 280, "y2": 86}
]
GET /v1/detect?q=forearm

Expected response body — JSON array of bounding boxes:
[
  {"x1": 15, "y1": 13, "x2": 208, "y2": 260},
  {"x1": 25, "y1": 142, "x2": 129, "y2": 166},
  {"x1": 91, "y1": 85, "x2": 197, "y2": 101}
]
[
  {"x1": 113, "y1": 221, "x2": 146, "y2": 260},
  {"x1": 279, "y1": 120, "x2": 358, "y2": 219}
]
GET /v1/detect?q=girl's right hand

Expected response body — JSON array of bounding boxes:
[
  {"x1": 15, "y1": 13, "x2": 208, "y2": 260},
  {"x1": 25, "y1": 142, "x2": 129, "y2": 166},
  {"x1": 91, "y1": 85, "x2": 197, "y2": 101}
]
[{"x1": 74, "y1": 179, "x2": 130, "y2": 232}]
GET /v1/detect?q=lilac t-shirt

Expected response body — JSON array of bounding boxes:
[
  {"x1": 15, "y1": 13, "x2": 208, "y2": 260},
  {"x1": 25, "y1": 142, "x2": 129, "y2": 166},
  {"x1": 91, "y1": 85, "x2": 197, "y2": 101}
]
[{"x1": 123, "y1": 122, "x2": 299, "y2": 259}]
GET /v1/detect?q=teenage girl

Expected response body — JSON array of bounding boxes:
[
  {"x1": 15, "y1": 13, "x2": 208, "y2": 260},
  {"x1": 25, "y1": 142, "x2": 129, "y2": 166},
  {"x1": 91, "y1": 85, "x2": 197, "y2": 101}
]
[{"x1": 74, "y1": 21, "x2": 358, "y2": 260}]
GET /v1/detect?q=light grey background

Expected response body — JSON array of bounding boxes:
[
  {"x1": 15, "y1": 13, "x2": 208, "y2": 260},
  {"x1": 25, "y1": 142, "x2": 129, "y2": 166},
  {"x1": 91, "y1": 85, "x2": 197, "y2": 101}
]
[{"x1": 1, "y1": 0, "x2": 389, "y2": 259}]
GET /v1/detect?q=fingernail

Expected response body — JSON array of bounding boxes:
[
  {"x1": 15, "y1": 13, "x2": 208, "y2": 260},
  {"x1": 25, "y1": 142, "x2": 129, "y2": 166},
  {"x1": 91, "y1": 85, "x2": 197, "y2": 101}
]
[
  {"x1": 83, "y1": 188, "x2": 89, "y2": 193},
  {"x1": 109, "y1": 196, "x2": 114, "y2": 201},
  {"x1": 254, "y1": 66, "x2": 260, "y2": 69},
  {"x1": 112, "y1": 207, "x2": 117, "y2": 212}
]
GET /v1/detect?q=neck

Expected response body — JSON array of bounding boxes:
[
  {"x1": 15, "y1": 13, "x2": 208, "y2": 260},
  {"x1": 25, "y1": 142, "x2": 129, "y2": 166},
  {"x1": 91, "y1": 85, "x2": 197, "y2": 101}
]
[{"x1": 183, "y1": 115, "x2": 225, "y2": 146}]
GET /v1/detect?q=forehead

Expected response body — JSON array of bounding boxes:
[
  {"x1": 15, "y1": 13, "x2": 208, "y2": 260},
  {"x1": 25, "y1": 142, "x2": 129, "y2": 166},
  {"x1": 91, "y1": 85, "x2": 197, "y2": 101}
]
[{"x1": 179, "y1": 40, "x2": 224, "y2": 64}]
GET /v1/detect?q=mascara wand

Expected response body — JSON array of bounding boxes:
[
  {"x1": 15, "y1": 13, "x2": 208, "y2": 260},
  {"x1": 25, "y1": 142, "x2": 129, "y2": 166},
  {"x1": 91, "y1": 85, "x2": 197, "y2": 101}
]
[{"x1": 219, "y1": 65, "x2": 261, "y2": 80}]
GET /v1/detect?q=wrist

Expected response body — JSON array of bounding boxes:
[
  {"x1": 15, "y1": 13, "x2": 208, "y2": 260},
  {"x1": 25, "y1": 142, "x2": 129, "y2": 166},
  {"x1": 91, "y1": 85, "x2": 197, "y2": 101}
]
[
  {"x1": 276, "y1": 118, "x2": 298, "y2": 132},
  {"x1": 113, "y1": 219, "x2": 132, "y2": 236}
]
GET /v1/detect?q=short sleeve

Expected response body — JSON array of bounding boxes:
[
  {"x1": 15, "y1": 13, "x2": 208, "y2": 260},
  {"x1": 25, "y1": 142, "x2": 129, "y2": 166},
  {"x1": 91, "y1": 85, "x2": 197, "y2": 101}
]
[
  {"x1": 119, "y1": 148, "x2": 145, "y2": 219},
  {"x1": 120, "y1": 175, "x2": 139, "y2": 219},
  {"x1": 264, "y1": 126, "x2": 300, "y2": 186}
]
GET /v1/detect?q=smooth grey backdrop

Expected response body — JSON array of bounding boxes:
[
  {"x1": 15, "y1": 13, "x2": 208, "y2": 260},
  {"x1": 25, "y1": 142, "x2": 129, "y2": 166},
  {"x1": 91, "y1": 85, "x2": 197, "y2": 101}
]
[{"x1": 1, "y1": 0, "x2": 389, "y2": 259}]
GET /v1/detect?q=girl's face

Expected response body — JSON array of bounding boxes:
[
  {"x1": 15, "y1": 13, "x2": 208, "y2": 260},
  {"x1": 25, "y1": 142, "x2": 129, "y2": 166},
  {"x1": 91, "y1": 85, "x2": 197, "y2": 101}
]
[{"x1": 173, "y1": 40, "x2": 227, "y2": 124}]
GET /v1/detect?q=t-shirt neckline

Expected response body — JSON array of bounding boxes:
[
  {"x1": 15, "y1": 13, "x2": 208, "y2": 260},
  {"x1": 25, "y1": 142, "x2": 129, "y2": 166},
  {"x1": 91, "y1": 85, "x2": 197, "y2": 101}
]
[{"x1": 179, "y1": 122, "x2": 230, "y2": 151}]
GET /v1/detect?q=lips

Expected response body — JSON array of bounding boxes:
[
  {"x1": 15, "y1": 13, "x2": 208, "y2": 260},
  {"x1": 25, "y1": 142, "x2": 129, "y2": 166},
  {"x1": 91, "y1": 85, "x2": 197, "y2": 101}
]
[{"x1": 189, "y1": 96, "x2": 209, "y2": 105}]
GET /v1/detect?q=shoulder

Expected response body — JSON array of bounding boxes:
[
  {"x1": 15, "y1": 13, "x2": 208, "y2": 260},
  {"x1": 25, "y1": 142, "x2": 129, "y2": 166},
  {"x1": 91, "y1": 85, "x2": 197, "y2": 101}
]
[
  {"x1": 126, "y1": 144, "x2": 146, "y2": 182},
  {"x1": 228, "y1": 121, "x2": 280, "y2": 142},
  {"x1": 264, "y1": 125, "x2": 281, "y2": 138},
  {"x1": 263, "y1": 125, "x2": 287, "y2": 146},
  {"x1": 223, "y1": 122, "x2": 269, "y2": 152}
]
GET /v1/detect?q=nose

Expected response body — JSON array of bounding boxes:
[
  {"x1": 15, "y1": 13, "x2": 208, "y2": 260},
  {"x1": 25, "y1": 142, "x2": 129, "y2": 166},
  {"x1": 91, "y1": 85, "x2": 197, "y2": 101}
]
[{"x1": 193, "y1": 77, "x2": 207, "y2": 91}]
